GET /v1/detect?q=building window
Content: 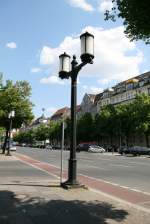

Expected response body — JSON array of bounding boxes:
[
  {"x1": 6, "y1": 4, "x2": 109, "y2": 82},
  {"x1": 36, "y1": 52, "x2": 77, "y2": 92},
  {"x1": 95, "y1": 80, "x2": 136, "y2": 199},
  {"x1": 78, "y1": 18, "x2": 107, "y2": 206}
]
[
  {"x1": 139, "y1": 80, "x2": 144, "y2": 87},
  {"x1": 126, "y1": 83, "x2": 133, "y2": 90}
]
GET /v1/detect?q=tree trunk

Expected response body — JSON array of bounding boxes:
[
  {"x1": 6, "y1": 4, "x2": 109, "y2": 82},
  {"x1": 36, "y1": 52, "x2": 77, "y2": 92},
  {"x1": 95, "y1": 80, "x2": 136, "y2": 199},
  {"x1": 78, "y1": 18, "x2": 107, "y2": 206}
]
[
  {"x1": 126, "y1": 135, "x2": 129, "y2": 147},
  {"x1": 2, "y1": 129, "x2": 9, "y2": 154},
  {"x1": 145, "y1": 133, "x2": 149, "y2": 148}
]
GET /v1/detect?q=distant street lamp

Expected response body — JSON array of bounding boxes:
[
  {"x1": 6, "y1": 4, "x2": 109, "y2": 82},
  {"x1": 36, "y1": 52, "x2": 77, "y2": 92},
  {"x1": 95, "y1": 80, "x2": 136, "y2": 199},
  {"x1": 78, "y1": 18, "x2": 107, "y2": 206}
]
[
  {"x1": 6, "y1": 110, "x2": 15, "y2": 156},
  {"x1": 59, "y1": 32, "x2": 94, "y2": 188}
]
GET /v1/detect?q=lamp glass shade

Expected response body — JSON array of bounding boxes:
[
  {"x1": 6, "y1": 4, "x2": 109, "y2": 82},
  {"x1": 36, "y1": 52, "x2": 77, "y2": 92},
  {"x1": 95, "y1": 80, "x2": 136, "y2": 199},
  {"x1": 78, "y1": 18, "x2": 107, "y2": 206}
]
[
  {"x1": 80, "y1": 32, "x2": 94, "y2": 63},
  {"x1": 59, "y1": 52, "x2": 71, "y2": 73},
  {"x1": 8, "y1": 110, "x2": 15, "y2": 118},
  {"x1": 11, "y1": 111, "x2": 15, "y2": 117}
]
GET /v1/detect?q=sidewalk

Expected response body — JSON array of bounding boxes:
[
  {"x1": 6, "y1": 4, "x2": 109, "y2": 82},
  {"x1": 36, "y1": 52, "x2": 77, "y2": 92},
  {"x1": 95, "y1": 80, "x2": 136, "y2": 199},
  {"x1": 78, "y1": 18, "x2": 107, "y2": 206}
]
[{"x1": 0, "y1": 154, "x2": 150, "y2": 224}]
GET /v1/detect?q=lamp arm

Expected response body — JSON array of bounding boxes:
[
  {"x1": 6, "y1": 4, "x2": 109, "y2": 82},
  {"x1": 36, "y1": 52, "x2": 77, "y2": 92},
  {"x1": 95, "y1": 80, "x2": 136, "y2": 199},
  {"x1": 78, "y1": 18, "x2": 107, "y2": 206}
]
[{"x1": 70, "y1": 62, "x2": 87, "y2": 80}]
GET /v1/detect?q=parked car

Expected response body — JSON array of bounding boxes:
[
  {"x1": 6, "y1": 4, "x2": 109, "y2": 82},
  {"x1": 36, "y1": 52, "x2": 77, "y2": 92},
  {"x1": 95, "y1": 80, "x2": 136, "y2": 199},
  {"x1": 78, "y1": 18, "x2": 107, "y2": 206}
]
[
  {"x1": 76, "y1": 143, "x2": 105, "y2": 153},
  {"x1": 52, "y1": 145, "x2": 61, "y2": 150},
  {"x1": 88, "y1": 145, "x2": 105, "y2": 153},
  {"x1": 10, "y1": 146, "x2": 17, "y2": 151},
  {"x1": 45, "y1": 145, "x2": 53, "y2": 150},
  {"x1": 119, "y1": 146, "x2": 150, "y2": 156},
  {"x1": 76, "y1": 143, "x2": 90, "y2": 152},
  {"x1": 119, "y1": 146, "x2": 129, "y2": 155},
  {"x1": 131, "y1": 146, "x2": 150, "y2": 156}
]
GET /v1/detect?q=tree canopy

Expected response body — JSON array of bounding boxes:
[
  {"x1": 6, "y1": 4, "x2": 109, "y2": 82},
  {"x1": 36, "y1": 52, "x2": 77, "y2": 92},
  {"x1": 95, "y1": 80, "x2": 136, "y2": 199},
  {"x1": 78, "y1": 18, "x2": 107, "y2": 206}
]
[
  {"x1": 14, "y1": 93, "x2": 150, "y2": 149},
  {"x1": 0, "y1": 78, "x2": 34, "y2": 130},
  {"x1": 105, "y1": 0, "x2": 150, "y2": 43}
]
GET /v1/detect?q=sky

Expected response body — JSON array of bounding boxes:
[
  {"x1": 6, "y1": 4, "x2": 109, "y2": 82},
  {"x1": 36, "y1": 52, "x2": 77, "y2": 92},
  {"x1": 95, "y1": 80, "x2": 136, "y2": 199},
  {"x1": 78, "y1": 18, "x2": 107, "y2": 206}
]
[{"x1": 0, "y1": 0, "x2": 149, "y2": 118}]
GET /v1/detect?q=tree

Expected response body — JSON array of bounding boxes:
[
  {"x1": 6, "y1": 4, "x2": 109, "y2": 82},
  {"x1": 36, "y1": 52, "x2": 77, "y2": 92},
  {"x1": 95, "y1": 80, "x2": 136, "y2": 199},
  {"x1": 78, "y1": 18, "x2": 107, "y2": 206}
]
[
  {"x1": 77, "y1": 113, "x2": 94, "y2": 143},
  {"x1": 14, "y1": 129, "x2": 36, "y2": 145},
  {"x1": 96, "y1": 105, "x2": 119, "y2": 147},
  {"x1": 0, "y1": 78, "x2": 34, "y2": 153},
  {"x1": 115, "y1": 103, "x2": 137, "y2": 147},
  {"x1": 47, "y1": 121, "x2": 62, "y2": 145},
  {"x1": 64, "y1": 118, "x2": 71, "y2": 146},
  {"x1": 105, "y1": 0, "x2": 150, "y2": 43},
  {"x1": 35, "y1": 124, "x2": 49, "y2": 146},
  {"x1": 132, "y1": 94, "x2": 150, "y2": 147}
]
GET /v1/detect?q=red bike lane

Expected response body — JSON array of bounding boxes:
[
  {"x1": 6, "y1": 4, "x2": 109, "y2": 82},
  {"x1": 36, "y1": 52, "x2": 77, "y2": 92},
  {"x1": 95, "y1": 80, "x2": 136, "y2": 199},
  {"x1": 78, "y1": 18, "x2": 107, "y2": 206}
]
[{"x1": 15, "y1": 153, "x2": 150, "y2": 210}]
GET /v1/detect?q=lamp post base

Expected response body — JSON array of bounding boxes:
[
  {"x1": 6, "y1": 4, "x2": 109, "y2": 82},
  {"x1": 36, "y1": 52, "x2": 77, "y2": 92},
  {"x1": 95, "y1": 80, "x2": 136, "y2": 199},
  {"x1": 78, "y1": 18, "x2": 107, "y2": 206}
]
[
  {"x1": 6, "y1": 150, "x2": 12, "y2": 156},
  {"x1": 61, "y1": 180, "x2": 87, "y2": 190},
  {"x1": 5, "y1": 153, "x2": 12, "y2": 156}
]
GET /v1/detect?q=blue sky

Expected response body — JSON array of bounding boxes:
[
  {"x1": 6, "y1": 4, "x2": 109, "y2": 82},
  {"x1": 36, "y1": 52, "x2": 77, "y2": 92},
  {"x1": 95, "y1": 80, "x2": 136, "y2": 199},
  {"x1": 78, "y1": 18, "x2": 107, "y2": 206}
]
[{"x1": 0, "y1": 0, "x2": 149, "y2": 118}]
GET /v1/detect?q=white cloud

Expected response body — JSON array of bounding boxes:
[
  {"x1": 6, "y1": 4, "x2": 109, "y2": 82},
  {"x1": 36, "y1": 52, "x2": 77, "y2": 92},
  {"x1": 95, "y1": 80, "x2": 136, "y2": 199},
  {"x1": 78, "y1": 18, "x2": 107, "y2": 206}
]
[
  {"x1": 98, "y1": 0, "x2": 113, "y2": 12},
  {"x1": 90, "y1": 86, "x2": 103, "y2": 94},
  {"x1": 82, "y1": 85, "x2": 103, "y2": 94},
  {"x1": 83, "y1": 85, "x2": 88, "y2": 90},
  {"x1": 39, "y1": 26, "x2": 143, "y2": 84},
  {"x1": 67, "y1": 0, "x2": 94, "y2": 11},
  {"x1": 30, "y1": 67, "x2": 42, "y2": 73},
  {"x1": 6, "y1": 42, "x2": 17, "y2": 49},
  {"x1": 40, "y1": 75, "x2": 65, "y2": 85},
  {"x1": 46, "y1": 107, "x2": 58, "y2": 115},
  {"x1": 40, "y1": 46, "x2": 56, "y2": 65},
  {"x1": 98, "y1": 78, "x2": 111, "y2": 85}
]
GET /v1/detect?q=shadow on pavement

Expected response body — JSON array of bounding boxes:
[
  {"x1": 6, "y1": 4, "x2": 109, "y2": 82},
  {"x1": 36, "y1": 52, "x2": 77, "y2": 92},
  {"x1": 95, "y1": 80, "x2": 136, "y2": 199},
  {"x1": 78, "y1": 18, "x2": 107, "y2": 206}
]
[
  {"x1": 0, "y1": 183, "x2": 61, "y2": 188},
  {"x1": 0, "y1": 190, "x2": 128, "y2": 224}
]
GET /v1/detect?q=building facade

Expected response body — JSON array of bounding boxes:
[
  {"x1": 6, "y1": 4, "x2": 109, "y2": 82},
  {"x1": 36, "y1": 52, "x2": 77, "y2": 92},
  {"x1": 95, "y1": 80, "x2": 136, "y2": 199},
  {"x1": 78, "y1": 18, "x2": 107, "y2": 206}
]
[
  {"x1": 97, "y1": 71, "x2": 150, "y2": 112},
  {"x1": 77, "y1": 93, "x2": 97, "y2": 118}
]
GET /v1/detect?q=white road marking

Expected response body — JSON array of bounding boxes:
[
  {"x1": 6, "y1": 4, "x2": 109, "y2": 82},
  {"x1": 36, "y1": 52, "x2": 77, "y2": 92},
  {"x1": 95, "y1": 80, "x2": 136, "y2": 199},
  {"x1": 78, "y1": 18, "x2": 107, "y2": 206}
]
[
  {"x1": 79, "y1": 158, "x2": 94, "y2": 163},
  {"x1": 109, "y1": 164, "x2": 131, "y2": 168},
  {"x1": 97, "y1": 158, "x2": 112, "y2": 161},
  {"x1": 127, "y1": 161, "x2": 150, "y2": 166},
  {"x1": 89, "y1": 187, "x2": 150, "y2": 214},
  {"x1": 14, "y1": 155, "x2": 60, "y2": 180},
  {"x1": 86, "y1": 165, "x2": 108, "y2": 170}
]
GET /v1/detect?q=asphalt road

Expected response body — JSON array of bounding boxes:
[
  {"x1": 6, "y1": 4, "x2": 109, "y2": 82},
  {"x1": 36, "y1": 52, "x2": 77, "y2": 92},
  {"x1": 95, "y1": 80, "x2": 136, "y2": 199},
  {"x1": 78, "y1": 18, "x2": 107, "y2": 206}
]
[{"x1": 15, "y1": 147, "x2": 150, "y2": 194}]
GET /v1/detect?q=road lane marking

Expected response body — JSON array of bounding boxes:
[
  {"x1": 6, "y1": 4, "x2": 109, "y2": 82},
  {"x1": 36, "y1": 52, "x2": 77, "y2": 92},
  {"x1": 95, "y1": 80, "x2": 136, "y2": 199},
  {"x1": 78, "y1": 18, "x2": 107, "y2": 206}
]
[
  {"x1": 78, "y1": 158, "x2": 94, "y2": 163},
  {"x1": 14, "y1": 155, "x2": 60, "y2": 180},
  {"x1": 89, "y1": 187, "x2": 150, "y2": 214},
  {"x1": 85, "y1": 165, "x2": 109, "y2": 170},
  {"x1": 80, "y1": 173, "x2": 150, "y2": 196},
  {"x1": 127, "y1": 161, "x2": 150, "y2": 166},
  {"x1": 109, "y1": 164, "x2": 131, "y2": 168},
  {"x1": 96, "y1": 158, "x2": 112, "y2": 161}
]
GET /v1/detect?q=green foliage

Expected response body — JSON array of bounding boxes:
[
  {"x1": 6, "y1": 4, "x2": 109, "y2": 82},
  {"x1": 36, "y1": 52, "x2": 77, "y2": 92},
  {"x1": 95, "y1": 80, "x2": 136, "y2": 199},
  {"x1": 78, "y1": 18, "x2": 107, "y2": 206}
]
[
  {"x1": 34, "y1": 124, "x2": 49, "y2": 141},
  {"x1": 105, "y1": 0, "x2": 150, "y2": 43},
  {"x1": 47, "y1": 121, "x2": 62, "y2": 144},
  {"x1": 0, "y1": 77, "x2": 34, "y2": 130},
  {"x1": 64, "y1": 118, "x2": 71, "y2": 145},
  {"x1": 132, "y1": 94, "x2": 150, "y2": 134},
  {"x1": 14, "y1": 93, "x2": 150, "y2": 148},
  {"x1": 14, "y1": 129, "x2": 36, "y2": 144},
  {"x1": 77, "y1": 113, "x2": 94, "y2": 143}
]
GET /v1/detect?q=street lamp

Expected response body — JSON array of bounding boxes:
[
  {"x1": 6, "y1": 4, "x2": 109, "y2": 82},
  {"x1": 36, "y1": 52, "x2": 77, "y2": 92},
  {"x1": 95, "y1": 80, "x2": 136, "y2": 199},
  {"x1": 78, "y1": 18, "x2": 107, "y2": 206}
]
[
  {"x1": 59, "y1": 32, "x2": 94, "y2": 188},
  {"x1": 6, "y1": 110, "x2": 15, "y2": 156}
]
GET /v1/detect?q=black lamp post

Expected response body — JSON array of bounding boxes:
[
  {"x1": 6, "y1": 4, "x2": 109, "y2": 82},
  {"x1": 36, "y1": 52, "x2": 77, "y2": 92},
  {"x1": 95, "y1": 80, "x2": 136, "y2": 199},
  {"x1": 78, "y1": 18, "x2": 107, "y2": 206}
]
[
  {"x1": 6, "y1": 110, "x2": 15, "y2": 156},
  {"x1": 59, "y1": 32, "x2": 94, "y2": 188}
]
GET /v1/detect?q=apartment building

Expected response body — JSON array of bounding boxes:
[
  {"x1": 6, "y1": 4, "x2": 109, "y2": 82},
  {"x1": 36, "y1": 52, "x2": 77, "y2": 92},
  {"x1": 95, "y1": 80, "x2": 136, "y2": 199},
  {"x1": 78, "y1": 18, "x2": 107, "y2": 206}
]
[
  {"x1": 97, "y1": 71, "x2": 150, "y2": 112},
  {"x1": 77, "y1": 93, "x2": 97, "y2": 118}
]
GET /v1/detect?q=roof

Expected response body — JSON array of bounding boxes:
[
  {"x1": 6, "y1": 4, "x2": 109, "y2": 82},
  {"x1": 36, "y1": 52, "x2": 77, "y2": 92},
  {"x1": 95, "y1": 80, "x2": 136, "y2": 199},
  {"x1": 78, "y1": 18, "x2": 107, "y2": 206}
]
[
  {"x1": 126, "y1": 78, "x2": 139, "y2": 84},
  {"x1": 114, "y1": 71, "x2": 150, "y2": 88},
  {"x1": 94, "y1": 93, "x2": 103, "y2": 104},
  {"x1": 76, "y1": 105, "x2": 81, "y2": 112},
  {"x1": 87, "y1": 94, "x2": 96, "y2": 101},
  {"x1": 51, "y1": 107, "x2": 70, "y2": 120}
]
